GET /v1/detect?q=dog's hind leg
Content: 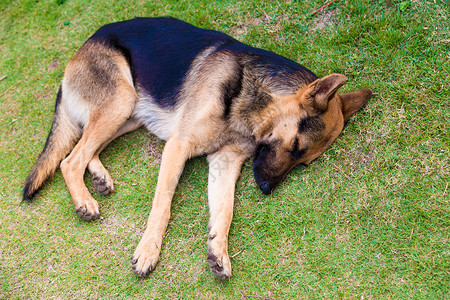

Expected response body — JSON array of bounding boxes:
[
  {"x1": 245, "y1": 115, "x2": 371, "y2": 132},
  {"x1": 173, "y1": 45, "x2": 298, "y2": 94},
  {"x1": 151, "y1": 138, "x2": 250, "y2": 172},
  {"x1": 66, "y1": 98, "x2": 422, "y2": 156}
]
[
  {"x1": 131, "y1": 135, "x2": 190, "y2": 277},
  {"x1": 58, "y1": 41, "x2": 138, "y2": 221},
  {"x1": 87, "y1": 117, "x2": 142, "y2": 195},
  {"x1": 206, "y1": 145, "x2": 248, "y2": 280},
  {"x1": 60, "y1": 83, "x2": 137, "y2": 221}
]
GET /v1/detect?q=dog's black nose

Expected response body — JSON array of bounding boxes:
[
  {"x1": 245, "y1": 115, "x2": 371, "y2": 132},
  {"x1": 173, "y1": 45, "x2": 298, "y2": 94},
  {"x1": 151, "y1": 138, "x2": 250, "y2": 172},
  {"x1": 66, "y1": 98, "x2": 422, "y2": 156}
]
[{"x1": 259, "y1": 182, "x2": 272, "y2": 195}]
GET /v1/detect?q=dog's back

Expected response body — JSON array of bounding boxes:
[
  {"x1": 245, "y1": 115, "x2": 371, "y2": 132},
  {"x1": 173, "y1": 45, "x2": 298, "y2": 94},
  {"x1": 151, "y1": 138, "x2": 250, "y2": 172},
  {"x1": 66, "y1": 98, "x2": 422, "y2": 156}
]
[
  {"x1": 84, "y1": 17, "x2": 317, "y2": 141},
  {"x1": 89, "y1": 17, "x2": 232, "y2": 108}
]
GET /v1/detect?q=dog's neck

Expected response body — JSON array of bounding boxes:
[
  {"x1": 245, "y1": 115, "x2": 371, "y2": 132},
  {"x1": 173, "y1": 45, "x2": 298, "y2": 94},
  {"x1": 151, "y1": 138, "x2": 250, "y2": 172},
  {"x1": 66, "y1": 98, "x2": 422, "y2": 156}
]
[{"x1": 228, "y1": 72, "x2": 308, "y2": 141}]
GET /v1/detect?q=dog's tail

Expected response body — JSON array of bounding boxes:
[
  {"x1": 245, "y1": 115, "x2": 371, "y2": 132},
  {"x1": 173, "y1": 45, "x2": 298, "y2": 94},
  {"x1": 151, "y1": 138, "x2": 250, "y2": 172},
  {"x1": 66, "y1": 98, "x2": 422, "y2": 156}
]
[{"x1": 22, "y1": 86, "x2": 82, "y2": 202}]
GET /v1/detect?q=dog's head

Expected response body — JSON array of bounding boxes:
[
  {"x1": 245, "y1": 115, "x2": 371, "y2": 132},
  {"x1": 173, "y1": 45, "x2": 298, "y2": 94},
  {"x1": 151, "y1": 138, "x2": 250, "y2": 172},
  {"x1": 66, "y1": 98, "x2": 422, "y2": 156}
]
[{"x1": 252, "y1": 74, "x2": 372, "y2": 194}]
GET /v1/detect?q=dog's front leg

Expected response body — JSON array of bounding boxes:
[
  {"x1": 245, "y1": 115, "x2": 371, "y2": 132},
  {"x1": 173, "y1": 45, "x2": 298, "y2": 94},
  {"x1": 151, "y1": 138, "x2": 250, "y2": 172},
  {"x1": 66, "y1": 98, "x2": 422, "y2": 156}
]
[
  {"x1": 131, "y1": 136, "x2": 188, "y2": 277},
  {"x1": 206, "y1": 145, "x2": 248, "y2": 280}
]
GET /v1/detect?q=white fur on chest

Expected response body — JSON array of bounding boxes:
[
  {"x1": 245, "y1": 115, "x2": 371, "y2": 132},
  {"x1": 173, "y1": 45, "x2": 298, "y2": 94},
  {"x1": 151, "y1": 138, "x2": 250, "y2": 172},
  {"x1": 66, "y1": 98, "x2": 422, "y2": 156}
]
[{"x1": 133, "y1": 94, "x2": 182, "y2": 141}]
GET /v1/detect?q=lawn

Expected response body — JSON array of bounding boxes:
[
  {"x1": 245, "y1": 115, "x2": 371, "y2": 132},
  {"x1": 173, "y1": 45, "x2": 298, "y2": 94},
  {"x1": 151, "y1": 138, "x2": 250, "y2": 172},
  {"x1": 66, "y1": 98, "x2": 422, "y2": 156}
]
[{"x1": 0, "y1": 0, "x2": 448, "y2": 298}]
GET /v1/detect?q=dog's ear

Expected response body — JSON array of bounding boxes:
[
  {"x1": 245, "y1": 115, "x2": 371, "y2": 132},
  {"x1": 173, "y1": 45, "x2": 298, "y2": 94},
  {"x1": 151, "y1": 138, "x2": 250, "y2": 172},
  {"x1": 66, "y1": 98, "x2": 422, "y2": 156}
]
[
  {"x1": 340, "y1": 88, "x2": 372, "y2": 122},
  {"x1": 302, "y1": 74, "x2": 348, "y2": 115}
]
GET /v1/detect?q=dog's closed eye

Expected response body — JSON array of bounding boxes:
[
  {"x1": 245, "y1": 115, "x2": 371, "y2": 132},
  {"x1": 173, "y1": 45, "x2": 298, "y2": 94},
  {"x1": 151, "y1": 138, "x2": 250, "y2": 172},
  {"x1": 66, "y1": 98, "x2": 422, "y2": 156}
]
[
  {"x1": 255, "y1": 142, "x2": 270, "y2": 160},
  {"x1": 289, "y1": 137, "x2": 307, "y2": 159}
]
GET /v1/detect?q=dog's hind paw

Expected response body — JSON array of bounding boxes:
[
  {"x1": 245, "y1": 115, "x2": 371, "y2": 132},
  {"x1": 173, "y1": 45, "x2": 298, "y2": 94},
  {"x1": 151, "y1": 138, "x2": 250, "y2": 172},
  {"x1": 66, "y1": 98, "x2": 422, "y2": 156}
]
[
  {"x1": 93, "y1": 174, "x2": 113, "y2": 195},
  {"x1": 74, "y1": 197, "x2": 100, "y2": 221}
]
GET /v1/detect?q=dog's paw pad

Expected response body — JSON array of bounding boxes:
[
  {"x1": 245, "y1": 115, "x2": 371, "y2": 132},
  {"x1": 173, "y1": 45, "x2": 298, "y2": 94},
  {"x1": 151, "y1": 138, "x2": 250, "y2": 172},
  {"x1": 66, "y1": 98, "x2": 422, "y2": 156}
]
[
  {"x1": 93, "y1": 175, "x2": 113, "y2": 195},
  {"x1": 76, "y1": 207, "x2": 99, "y2": 221},
  {"x1": 75, "y1": 198, "x2": 100, "y2": 221},
  {"x1": 207, "y1": 252, "x2": 231, "y2": 280}
]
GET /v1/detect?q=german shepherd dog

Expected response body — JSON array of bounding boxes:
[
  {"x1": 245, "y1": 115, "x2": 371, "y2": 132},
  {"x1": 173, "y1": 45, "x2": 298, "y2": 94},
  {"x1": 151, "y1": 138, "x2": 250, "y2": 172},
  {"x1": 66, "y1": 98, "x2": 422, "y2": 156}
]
[{"x1": 23, "y1": 17, "x2": 372, "y2": 279}]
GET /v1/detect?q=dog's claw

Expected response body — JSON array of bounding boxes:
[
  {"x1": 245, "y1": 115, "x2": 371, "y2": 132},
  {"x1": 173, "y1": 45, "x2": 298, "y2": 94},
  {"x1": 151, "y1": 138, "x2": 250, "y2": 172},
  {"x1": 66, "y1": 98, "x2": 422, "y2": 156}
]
[{"x1": 132, "y1": 265, "x2": 153, "y2": 277}]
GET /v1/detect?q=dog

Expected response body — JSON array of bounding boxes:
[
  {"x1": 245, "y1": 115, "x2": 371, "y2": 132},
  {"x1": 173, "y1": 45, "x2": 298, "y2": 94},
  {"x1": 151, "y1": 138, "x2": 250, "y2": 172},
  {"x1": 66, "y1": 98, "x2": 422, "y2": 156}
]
[{"x1": 23, "y1": 17, "x2": 372, "y2": 279}]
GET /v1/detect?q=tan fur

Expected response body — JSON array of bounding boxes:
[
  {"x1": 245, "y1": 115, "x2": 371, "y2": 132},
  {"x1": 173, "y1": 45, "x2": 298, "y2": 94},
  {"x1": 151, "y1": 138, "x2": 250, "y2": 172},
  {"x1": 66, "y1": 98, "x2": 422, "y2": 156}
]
[{"x1": 132, "y1": 136, "x2": 190, "y2": 276}]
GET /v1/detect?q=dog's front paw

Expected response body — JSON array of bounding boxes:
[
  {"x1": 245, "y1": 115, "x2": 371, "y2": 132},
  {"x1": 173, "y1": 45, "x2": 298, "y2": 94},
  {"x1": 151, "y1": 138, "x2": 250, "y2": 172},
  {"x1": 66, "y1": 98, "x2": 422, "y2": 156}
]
[
  {"x1": 131, "y1": 239, "x2": 160, "y2": 277},
  {"x1": 207, "y1": 236, "x2": 232, "y2": 280},
  {"x1": 74, "y1": 197, "x2": 99, "y2": 221},
  {"x1": 207, "y1": 250, "x2": 231, "y2": 280},
  {"x1": 93, "y1": 174, "x2": 113, "y2": 195}
]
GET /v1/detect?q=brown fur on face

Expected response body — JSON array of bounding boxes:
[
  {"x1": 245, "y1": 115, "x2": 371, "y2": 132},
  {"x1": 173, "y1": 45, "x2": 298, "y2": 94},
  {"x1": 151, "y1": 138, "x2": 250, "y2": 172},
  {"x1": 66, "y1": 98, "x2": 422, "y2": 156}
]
[{"x1": 252, "y1": 74, "x2": 371, "y2": 194}]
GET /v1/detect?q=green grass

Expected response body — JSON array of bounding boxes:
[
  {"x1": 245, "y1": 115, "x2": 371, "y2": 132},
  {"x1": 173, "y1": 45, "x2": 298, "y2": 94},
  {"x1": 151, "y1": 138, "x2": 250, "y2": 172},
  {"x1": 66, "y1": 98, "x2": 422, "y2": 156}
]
[{"x1": 1, "y1": 0, "x2": 449, "y2": 298}]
